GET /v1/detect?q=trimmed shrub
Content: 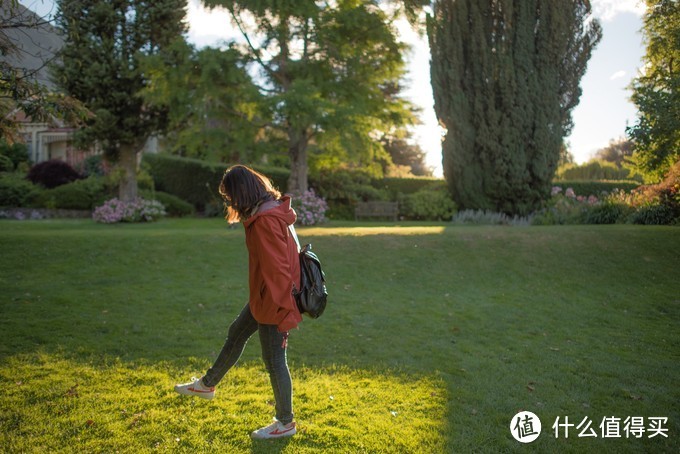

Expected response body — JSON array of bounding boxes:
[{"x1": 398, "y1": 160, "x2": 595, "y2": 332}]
[
  {"x1": 27, "y1": 160, "x2": 81, "y2": 189},
  {"x1": 28, "y1": 177, "x2": 113, "y2": 210},
  {"x1": 399, "y1": 188, "x2": 457, "y2": 221},
  {"x1": 0, "y1": 173, "x2": 45, "y2": 207}
]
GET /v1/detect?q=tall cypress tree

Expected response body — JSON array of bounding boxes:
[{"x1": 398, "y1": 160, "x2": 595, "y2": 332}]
[
  {"x1": 54, "y1": 0, "x2": 186, "y2": 201},
  {"x1": 427, "y1": 0, "x2": 601, "y2": 214}
]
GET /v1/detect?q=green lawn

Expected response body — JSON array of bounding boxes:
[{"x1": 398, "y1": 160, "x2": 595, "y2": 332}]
[{"x1": 0, "y1": 219, "x2": 678, "y2": 453}]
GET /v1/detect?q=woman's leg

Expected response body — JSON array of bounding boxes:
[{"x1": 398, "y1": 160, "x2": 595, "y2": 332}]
[
  {"x1": 202, "y1": 303, "x2": 258, "y2": 387},
  {"x1": 259, "y1": 325, "x2": 294, "y2": 424}
]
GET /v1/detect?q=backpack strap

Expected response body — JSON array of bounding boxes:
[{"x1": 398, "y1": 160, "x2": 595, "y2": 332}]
[{"x1": 288, "y1": 224, "x2": 301, "y2": 253}]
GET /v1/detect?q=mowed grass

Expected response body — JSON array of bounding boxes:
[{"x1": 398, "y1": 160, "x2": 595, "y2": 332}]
[{"x1": 0, "y1": 219, "x2": 678, "y2": 453}]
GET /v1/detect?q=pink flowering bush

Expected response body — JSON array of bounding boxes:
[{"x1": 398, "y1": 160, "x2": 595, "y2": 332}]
[
  {"x1": 292, "y1": 189, "x2": 328, "y2": 226},
  {"x1": 534, "y1": 187, "x2": 603, "y2": 225},
  {"x1": 92, "y1": 198, "x2": 166, "y2": 224}
]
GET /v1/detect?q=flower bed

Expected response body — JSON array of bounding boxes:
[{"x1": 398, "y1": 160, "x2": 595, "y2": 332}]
[{"x1": 92, "y1": 198, "x2": 166, "y2": 223}]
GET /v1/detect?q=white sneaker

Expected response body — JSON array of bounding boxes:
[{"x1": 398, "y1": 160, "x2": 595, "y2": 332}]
[
  {"x1": 250, "y1": 419, "x2": 297, "y2": 439},
  {"x1": 174, "y1": 376, "x2": 215, "y2": 400}
]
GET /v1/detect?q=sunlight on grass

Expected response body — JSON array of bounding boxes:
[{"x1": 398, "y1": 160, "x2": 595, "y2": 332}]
[
  {"x1": 300, "y1": 225, "x2": 447, "y2": 237},
  {"x1": 0, "y1": 352, "x2": 448, "y2": 453}
]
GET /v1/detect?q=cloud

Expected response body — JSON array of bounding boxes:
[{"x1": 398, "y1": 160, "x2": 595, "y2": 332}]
[
  {"x1": 592, "y1": 0, "x2": 646, "y2": 21},
  {"x1": 610, "y1": 70, "x2": 627, "y2": 81}
]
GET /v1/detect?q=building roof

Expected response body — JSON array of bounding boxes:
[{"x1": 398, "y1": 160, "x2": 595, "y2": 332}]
[{"x1": 0, "y1": 3, "x2": 64, "y2": 90}]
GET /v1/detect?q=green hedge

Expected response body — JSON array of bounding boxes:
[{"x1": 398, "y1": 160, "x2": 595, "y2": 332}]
[
  {"x1": 551, "y1": 180, "x2": 640, "y2": 196},
  {"x1": 140, "y1": 190, "x2": 195, "y2": 217},
  {"x1": 371, "y1": 177, "x2": 446, "y2": 197},
  {"x1": 143, "y1": 154, "x2": 289, "y2": 211},
  {"x1": 142, "y1": 155, "x2": 455, "y2": 219}
]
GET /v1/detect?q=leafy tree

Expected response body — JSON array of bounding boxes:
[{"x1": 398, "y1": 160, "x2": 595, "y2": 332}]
[
  {"x1": 53, "y1": 0, "x2": 187, "y2": 201},
  {"x1": 141, "y1": 40, "x2": 266, "y2": 163},
  {"x1": 1, "y1": 1, "x2": 87, "y2": 143},
  {"x1": 204, "y1": 0, "x2": 415, "y2": 193},
  {"x1": 594, "y1": 137, "x2": 634, "y2": 168},
  {"x1": 427, "y1": 0, "x2": 601, "y2": 215},
  {"x1": 627, "y1": 0, "x2": 680, "y2": 183}
]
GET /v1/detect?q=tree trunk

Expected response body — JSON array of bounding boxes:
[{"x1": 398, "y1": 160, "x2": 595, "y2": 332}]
[
  {"x1": 287, "y1": 128, "x2": 309, "y2": 193},
  {"x1": 118, "y1": 144, "x2": 139, "y2": 202}
]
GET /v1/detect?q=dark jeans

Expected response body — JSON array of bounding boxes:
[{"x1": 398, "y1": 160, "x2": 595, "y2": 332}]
[{"x1": 202, "y1": 303, "x2": 293, "y2": 424}]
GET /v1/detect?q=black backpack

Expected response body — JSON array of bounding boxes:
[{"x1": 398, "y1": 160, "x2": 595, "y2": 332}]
[{"x1": 289, "y1": 225, "x2": 328, "y2": 318}]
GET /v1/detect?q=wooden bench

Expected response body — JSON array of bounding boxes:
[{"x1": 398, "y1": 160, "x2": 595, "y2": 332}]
[{"x1": 354, "y1": 201, "x2": 399, "y2": 221}]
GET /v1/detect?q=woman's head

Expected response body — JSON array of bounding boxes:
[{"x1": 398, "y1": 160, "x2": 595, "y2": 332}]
[{"x1": 219, "y1": 165, "x2": 281, "y2": 223}]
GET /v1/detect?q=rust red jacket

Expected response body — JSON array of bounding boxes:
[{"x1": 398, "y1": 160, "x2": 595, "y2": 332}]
[{"x1": 243, "y1": 196, "x2": 302, "y2": 332}]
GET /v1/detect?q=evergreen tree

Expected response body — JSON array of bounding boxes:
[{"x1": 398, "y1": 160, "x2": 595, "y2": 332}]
[
  {"x1": 627, "y1": 0, "x2": 680, "y2": 182},
  {"x1": 427, "y1": 0, "x2": 601, "y2": 214},
  {"x1": 53, "y1": 0, "x2": 186, "y2": 201},
  {"x1": 204, "y1": 0, "x2": 414, "y2": 193}
]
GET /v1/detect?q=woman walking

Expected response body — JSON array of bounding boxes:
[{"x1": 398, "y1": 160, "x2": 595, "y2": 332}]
[{"x1": 174, "y1": 165, "x2": 302, "y2": 440}]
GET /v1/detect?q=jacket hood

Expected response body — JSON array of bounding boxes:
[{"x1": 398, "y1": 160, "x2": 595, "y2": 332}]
[{"x1": 243, "y1": 195, "x2": 297, "y2": 228}]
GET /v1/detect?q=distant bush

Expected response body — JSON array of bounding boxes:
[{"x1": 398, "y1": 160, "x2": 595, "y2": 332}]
[
  {"x1": 311, "y1": 170, "x2": 388, "y2": 220},
  {"x1": 399, "y1": 187, "x2": 457, "y2": 221},
  {"x1": 581, "y1": 201, "x2": 632, "y2": 225},
  {"x1": 535, "y1": 162, "x2": 680, "y2": 226},
  {"x1": 0, "y1": 173, "x2": 45, "y2": 207},
  {"x1": 27, "y1": 160, "x2": 81, "y2": 189},
  {"x1": 628, "y1": 204, "x2": 677, "y2": 225},
  {"x1": 27, "y1": 177, "x2": 112, "y2": 210},
  {"x1": 74, "y1": 155, "x2": 108, "y2": 177},
  {"x1": 372, "y1": 177, "x2": 444, "y2": 198},
  {"x1": 140, "y1": 190, "x2": 194, "y2": 217},
  {"x1": 0, "y1": 155, "x2": 14, "y2": 172},
  {"x1": 0, "y1": 140, "x2": 30, "y2": 170},
  {"x1": 623, "y1": 161, "x2": 680, "y2": 225}
]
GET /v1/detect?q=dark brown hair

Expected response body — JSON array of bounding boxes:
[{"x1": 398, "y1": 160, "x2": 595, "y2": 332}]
[{"x1": 218, "y1": 165, "x2": 281, "y2": 223}]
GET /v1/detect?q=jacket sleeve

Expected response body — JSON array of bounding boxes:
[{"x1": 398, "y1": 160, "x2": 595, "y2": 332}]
[{"x1": 251, "y1": 217, "x2": 301, "y2": 332}]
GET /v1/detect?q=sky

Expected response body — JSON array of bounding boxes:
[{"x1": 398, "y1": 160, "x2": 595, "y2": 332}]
[{"x1": 20, "y1": 0, "x2": 646, "y2": 177}]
